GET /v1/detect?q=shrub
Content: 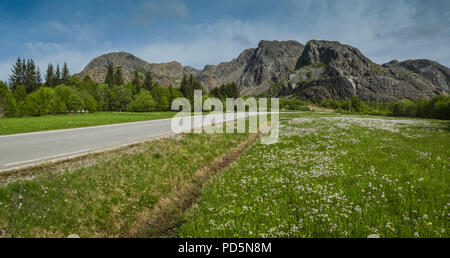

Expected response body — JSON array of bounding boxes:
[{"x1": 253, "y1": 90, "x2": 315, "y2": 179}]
[
  {"x1": 151, "y1": 85, "x2": 171, "y2": 111},
  {"x1": 13, "y1": 85, "x2": 27, "y2": 102},
  {"x1": 127, "y1": 89, "x2": 156, "y2": 112},
  {"x1": 26, "y1": 87, "x2": 55, "y2": 116},
  {"x1": 0, "y1": 88, "x2": 17, "y2": 117},
  {"x1": 67, "y1": 94, "x2": 84, "y2": 112},
  {"x1": 109, "y1": 85, "x2": 132, "y2": 111},
  {"x1": 96, "y1": 83, "x2": 110, "y2": 111},
  {"x1": 393, "y1": 99, "x2": 417, "y2": 117},
  {"x1": 83, "y1": 94, "x2": 97, "y2": 113}
]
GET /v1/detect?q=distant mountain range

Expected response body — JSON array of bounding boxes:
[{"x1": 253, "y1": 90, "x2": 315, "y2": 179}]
[{"x1": 76, "y1": 40, "x2": 449, "y2": 101}]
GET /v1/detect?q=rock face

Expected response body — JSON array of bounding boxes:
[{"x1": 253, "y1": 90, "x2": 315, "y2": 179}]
[
  {"x1": 76, "y1": 40, "x2": 448, "y2": 101},
  {"x1": 382, "y1": 59, "x2": 450, "y2": 91},
  {"x1": 283, "y1": 40, "x2": 446, "y2": 101},
  {"x1": 76, "y1": 40, "x2": 304, "y2": 95},
  {"x1": 238, "y1": 40, "x2": 304, "y2": 95}
]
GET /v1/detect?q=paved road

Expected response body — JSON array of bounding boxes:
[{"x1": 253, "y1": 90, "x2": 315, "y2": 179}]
[{"x1": 0, "y1": 112, "x2": 259, "y2": 171}]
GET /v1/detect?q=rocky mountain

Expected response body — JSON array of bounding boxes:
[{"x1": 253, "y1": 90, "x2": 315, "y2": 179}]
[
  {"x1": 76, "y1": 40, "x2": 448, "y2": 101},
  {"x1": 382, "y1": 59, "x2": 450, "y2": 91},
  {"x1": 279, "y1": 40, "x2": 447, "y2": 101},
  {"x1": 77, "y1": 51, "x2": 200, "y2": 87}
]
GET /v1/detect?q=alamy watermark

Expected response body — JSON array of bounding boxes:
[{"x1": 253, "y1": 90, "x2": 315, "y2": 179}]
[{"x1": 170, "y1": 90, "x2": 279, "y2": 144}]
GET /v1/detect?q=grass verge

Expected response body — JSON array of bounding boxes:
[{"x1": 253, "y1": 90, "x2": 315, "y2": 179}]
[
  {"x1": 0, "y1": 112, "x2": 178, "y2": 135},
  {"x1": 0, "y1": 127, "x2": 253, "y2": 237}
]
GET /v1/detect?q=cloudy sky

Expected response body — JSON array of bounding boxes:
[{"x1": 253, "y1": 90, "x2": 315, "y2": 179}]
[{"x1": 0, "y1": 0, "x2": 449, "y2": 81}]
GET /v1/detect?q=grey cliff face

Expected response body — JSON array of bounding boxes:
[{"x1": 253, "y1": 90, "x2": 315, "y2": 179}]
[
  {"x1": 288, "y1": 40, "x2": 446, "y2": 101},
  {"x1": 238, "y1": 40, "x2": 305, "y2": 95},
  {"x1": 76, "y1": 40, "x2": 448, "y2": 101},
  {"x1": 382, "y1": 59, "x2": 450, "y2": 91}
]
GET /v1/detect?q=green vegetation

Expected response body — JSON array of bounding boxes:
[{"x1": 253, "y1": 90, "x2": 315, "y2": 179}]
[
  {"x1": 1, "y1": 58, "x2": 209, "y2": 118},
  {"x1": 279, "y1": 99, "x2": 310, "y2": 111},
  {"x1": 180, "y1": 112, "x2": 450, "y2": 238},
  {"x1": 0, "y1": 112, "x2": 177, "y2": 135},
  {"x1": 311, "y1": 62, "x2": 327, "y2": 69},
  {"x1": 318, "y1": 96, "x2": 450, "y2": 120},
  {"x1": 210, "y1": 82, "x2": 240, "y2": 100},
  {"x1": 0, "y1": 129, "x2": 251, "y2": 237},
  {"x1": 180, "y1": 74, "x2": 206, "y2": 103}
]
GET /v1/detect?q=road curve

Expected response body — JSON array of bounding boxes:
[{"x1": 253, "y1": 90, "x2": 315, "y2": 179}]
[{"x1": 0, "y1": 112, "x2": 260, "y2": 171}]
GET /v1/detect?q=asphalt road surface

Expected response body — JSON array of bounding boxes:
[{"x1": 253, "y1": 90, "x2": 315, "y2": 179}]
[{"x1": 0, "y1": 112, "x2": 261, "y2": 171}]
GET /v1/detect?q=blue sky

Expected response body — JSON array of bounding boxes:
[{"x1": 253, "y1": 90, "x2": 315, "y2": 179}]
[{"x1": 0, "y1": 0, "x2": 449, "y2": 81}]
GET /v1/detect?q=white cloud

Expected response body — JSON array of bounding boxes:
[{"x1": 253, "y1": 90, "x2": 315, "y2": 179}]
[
  {"x1": 132, "y1": 0, "x2": 449, "y2": 68},
  {"x1": 1, "y1": 0, "x2": 448, "y2": 82}
]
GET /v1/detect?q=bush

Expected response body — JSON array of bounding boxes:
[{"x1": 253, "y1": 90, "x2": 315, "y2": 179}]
[
  {"x1": 26, "y1": 87, "x2": 55, "y2": 116},
  {"x1": 0, "y1": 88, "x2": 17, "y2": 117},
  {"x1": 96, "y1": 83, "x2": 110, "y2": 111},
  {"x1": 393, "y1": 99, "x2": 417, "y2": 117},
  {"x1": 51, "y1": 96, "x2": 68, "y2": 114},
  {"x1": 151, "y1": 85, "x2": 170, "y2": 111},
  {"x1": 67, "y1": 94, "x2": 85, "y2": 112},
  {"x1": 127, "y1": 89, "x2": 156, "y2": 112},
  {"x1": 13, "y1": 85, "x2": 27, "y2": 102},
  {"x1": 109, "y1": 85, "x2": 132, "y2": 111},
  {"x1": 83, "y1": 94, "x2": 97, "y2": 113},
  {"x1": 431, "y1": 96, "x2": 450, "y2": 119}
]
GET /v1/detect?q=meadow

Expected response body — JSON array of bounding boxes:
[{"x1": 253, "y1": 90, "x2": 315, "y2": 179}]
[
  {"x1": 0, "y1": 111, "x2": 448, "y2": 238},
  {"x1": 180, "y1": 112, "x2": 450, "y2": 238}
]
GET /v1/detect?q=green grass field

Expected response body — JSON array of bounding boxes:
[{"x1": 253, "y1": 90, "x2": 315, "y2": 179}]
[
  {"x1": 180, "y1": 113, "x2": 450, "y2": 238},
  {"x1": 0, "y1": 112, "x2": 178, "y2": 135},
  {"x1": 0, "y1": 112, "x2": 448, "y2": 238},
  {"x1": 0, "y1": 127, "x2": 251, "y2": 237}
]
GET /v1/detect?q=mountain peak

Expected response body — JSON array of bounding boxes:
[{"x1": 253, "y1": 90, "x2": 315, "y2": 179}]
[{"x1": 84, "y1": 51, "x2": 151, "y2": 72}]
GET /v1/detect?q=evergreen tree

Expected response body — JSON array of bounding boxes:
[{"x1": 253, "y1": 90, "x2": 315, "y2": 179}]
[
  {"x1": 180, "y1": 74, "x2": 204, "y2": 101},
  {"x1": 45, "y1": 64, "x2": 55, "y2": 87},
  {"x1": 104, "y1": 63, "x2": 115, "y2": 86},
  {"x1": 114, "y1": 67, "x2": 124, "y2": 86},
  {"x1": 180, "y1": 74, "x2": 192, "y2": 99},
  {"x1": 24, "y1": 59, "x2": 38, "y2": 93},
  {"x1": 9, "y1": 57, "x2": 24, "y2": 90},
  {"x1": 55, "y1": 64, "x2": 61, "y2": 86},
  {"x1": 62, "y1": 62, "x2": 70, "y2": 83},
  {"x1": 132, "y1": 70, "x2": 141, "y2": 92},
  {"x1": 143, "y1": 71, "x2": 153, "y2": 91}
]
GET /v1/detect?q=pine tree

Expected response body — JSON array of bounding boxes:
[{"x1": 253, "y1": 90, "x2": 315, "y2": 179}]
[
  {"x1": 9, "y1": 57, "x2": 24, "y2": 90},
  {"x1": 24, "y1": 59, "x2": 40, "y2": 93},
  {"x1": 62, "y1": 62, "x2": 70, "y2": 84},
  {"x1": 179, "y1": 74, "x2": 205, "y2": 101},
  {"x1": 143, "y1": 71, "x2": 153, "y2": 91},
  {"x1": 114, "y1": 67, "x2": 124, "y2": 86},
  {"x1": 45, "y1": 63, "x2": 55, "y2": 87},
  {"x1": 55, "y1": 64, "x2": 61, "y2": 86},
  {"x1": 105, "y1": 63, "x2": 115, "y2": 86},
  {"x1": 132, "y1": 70, "x2": 141, "y2": 92},
  {"x1": 180, "y1": 74, "x2": 192, "y2": 99},
  {"x1": 35, "y1": 66, "x2": 42, "y2": 86}
]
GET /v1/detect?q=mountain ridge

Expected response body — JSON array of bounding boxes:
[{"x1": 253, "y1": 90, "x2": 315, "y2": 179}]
[{"x1": 75, "y1": 40, "x2": 449, "y2": 101}]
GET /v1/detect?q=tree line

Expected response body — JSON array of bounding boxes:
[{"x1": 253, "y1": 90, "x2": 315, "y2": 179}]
[
  {"x1": 2, "y1": 58, "x2": 243, "y2": 117},
  {"x1": 317, "y1": 96, "x2": 450, "y2": 120}
]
